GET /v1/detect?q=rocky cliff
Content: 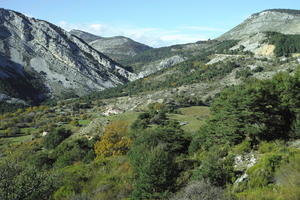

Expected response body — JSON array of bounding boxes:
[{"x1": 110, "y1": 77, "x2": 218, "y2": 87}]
[
  {"x1": 219, "y1": 9, "x2": 300, "y2": 40},
  {"x1": 0, "y1": 9, "x2": 135, "y2": 103}
]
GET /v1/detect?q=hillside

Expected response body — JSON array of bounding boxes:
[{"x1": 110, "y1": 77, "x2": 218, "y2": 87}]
[
  {"x1": 0, "y1": 9, "x2": 135, "y2": 105},
  {"x1": 70, "y1": 29, "x2": 152, "y2": 63},
  {"x1": 219, "y1": 9, "x2": 300, "y2": 41}
]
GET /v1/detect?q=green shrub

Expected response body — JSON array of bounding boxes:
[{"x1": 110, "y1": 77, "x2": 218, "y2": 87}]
[
  {"x1": 193, "y1": 145, "x2": 234, "y2": 187},
  {"x1": 172, "y1": 181, "x2": 226, "y2": 200},
  {"x1": 232, "y1": 140, "x2": 252, "y2": 155},
  {"x1": 0, "y1": 161, "x2": 58, "y2": 200},
  {"x1": 258, "y1": 141, "x2": 284, "y2": 154},
  {"x1": 43, "y1": 127, "x2": 72, "y2": 149},
  {"x1": 129, "y1": 127, "x2": 190, "y2": 199},
  {"x1": 266, "y1": 32, "x2": 300, "y2": 57},
  {"x1": 247, "y1": 154, "x2": 283, "y2": 188},
  {"x1": 52, "y1": 138, "x2": 95, "y2": 168}
]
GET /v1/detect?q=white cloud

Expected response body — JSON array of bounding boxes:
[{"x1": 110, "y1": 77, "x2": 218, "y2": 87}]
[{"x1": 56, "y1": 21, "x2": 221, "y2": 47}]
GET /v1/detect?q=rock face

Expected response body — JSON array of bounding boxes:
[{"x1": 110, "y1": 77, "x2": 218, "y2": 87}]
[
  {"x1": 219, "y1": 9, "x2": 300, "y2": 40},
  {"x1": 69, "y1": 29, "x2": 101, "y2": 43},
  {"x1": 70, "y1": 29, "x2": 152, "y2": 62},
  {"x1": 136, "y1": 55, "x2": 186, "y2": 78},
  {"x1": 0, "y1": 8, "x2": 135, "y2": 103},
  {"x1": 218, "y1": 9, "x2": 300, "y2": 55}
]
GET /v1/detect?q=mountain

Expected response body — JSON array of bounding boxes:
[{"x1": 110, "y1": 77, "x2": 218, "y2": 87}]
[
  {"x1": 89, "y1": 9, "x2": 300, "y2": 105},
  {"x1": 70, "y1": 29, "x2": 152, "y2": 63},
  {"x1": 217, "y1": 9, "x2": 300, "y2": 55},
  {"x1": 69, "y1": 29, "x2": 101, "y2": 43},
  {"x1": 70, "y1": 29, "x2": 188, "y2": 76},
  {"x1": 0, "y1": 9, "x2": 135, "y2": 104},
  {"x1": 219, "y1": 9, "x2": 300, "y2": 40}
]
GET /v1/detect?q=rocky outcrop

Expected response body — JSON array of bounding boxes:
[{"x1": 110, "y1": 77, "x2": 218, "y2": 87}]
[
  {"x1": 136, "y1": 55, "x2": 186, "y2": 78},
  {"x1": 69, "y1": 29, "x2": 101, "y2": 43},
  {"x1": 219, "y1": 9, "x2": 300, "y2": 41},
  {"x1": 0, "y1": 9, "x2": 135, "y2": 103},
  {"x1": 218, "y1": 9, "x2": 300, "y2": 56}
]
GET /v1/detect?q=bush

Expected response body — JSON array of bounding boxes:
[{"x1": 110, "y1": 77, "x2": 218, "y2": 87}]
[
  {"x1": 172, "y1": 181, "x2": 225, "y2": 200},
  {"x1": 130, "y1": 144, "x2": 178, "y2": 199},
  {"x1": 94, "y1": 121, "x2": 131, "y2": 159},
  {"x1": 0, "y1": 161, "x2": 58, "y2": 200},
  {"x1": 129, "y1": 127, "x2": 190, "y2": 199},
  {"x1": 193, "y1": 146, "x2": 234, "y2": 187},
  {"x1": 29, "y1": 151, "x2": 54, "y2": 170},
  {"x1": 43, "y1": 127, "x2": 72, "y2": 149},
  {"x1": 190, "y1": 71, "x2": 300, "y2": 152},
  {"x1": 52, "y1": 138, "x2": 96, "y2": 168}
]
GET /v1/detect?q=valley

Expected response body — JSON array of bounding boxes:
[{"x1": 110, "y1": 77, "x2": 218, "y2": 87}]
[{"x1": 1, "y1": 7, "x2": 300, "y2": 200}]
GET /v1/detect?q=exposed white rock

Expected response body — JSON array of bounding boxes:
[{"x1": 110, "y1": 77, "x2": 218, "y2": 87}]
[
  {"x1": 136, "y1": 55, "x2": 186, "y2": 79},
  {"x1": 0, "y1": 93, "x2": 27, "y2": 105},
  {"x1": 0, "y1": 8, "x2": 135, "y2": 102},
  {"x1": 219, "y1": 10, "x2": 300, "y2": 41}
]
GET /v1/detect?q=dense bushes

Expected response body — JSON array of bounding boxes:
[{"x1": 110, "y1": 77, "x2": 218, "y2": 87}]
[
  {"x1": 129, "y1": 127, "x2": 190, "y2": 199},
  {"x1": 94, "y1": 120, "x2": 131, "y2": 159},
  {"x1": 172, "y1": 181, "x2": 226, "y2": 200},
  {"x1": 43, "y1": 127, "x2": 72, "y2": 149},
  {"x1": 0, "y1": 161, "x2": 58, "y2": 200},
  {"x1": 266, "y1": 32, "x2": 300, "y2": 57},
  {"x1": 193, "y1": 145, "x2": 234, "y2": 187},
  {"x1": 191, "y1": 71, "x2": 300, "y2": 152}
]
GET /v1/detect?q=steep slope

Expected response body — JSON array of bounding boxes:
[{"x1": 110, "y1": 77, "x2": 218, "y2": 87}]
[
  {"x1": 218, "y1": 9, "x2": 300, "y2": 55},
  {"x1": 219, "y1": 9, "x2": 300, "y2": 40},
  {"x1": 83, "y1": 9, "x2": 300, "y2": 105},
  {"x1": 69, "y1": 29, "x2": 101, "y2": 43},
  {"x1": 0, "y1": 9, "x2": 135, "y2": 103},
  {"x1": 70, "y1": 29, "x2": 152, "y2": 63}
]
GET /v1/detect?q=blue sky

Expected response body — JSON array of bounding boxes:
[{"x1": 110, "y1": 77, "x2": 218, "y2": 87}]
[{"x1": 1, "y1": 0, "x2": 300, "y2": 47}]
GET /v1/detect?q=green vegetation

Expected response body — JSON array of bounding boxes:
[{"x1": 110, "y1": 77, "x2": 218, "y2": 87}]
[
  {"x1": 83, "y1": 60, "x2": 240, "y2": 102},
  {"x1": 266, "y1": 32, "x2": 300, "y2": 56},
  {"x1": 43, "y1": 127, "x2": 72, "y2": 149},
  {"x1": 1, "y1": 67, "x2": 300, "y2": 199},
  {"x1": 168, "y1": 106, "x2": 210, "y2": 133}
]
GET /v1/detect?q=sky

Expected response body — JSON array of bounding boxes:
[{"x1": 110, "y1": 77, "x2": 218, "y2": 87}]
[{"x1": 1, "y1": 0, "x2": 300, "y2": 47}]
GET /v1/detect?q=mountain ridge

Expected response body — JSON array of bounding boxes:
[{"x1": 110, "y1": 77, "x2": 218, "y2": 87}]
[
  {"x1": 0, "y1": 8, "x2": 135, "y2": 104},
  {"x1": 70, "y1": 29, "x2": 152, "y2": 62}
]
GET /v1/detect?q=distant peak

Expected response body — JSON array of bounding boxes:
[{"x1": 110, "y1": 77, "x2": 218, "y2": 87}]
[{"x1": 252, "y1": 9, "x2": 300, "y2": 17}]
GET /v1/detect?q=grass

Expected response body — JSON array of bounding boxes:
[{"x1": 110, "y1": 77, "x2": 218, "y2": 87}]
[
  {"x1": 20, "y1": 127, "x2": 36, "y2": 134},
  {"x1": 0, "y1": 134, "x2": 33, "y2": 153},
  {"x1": 78, "y1": 120, "x2": 91, "y2": 126},
  {"x1": 1, "y1": 134, "x2": 33, "y2": 143},
  {"x1": 106, "y1": 111, "x2": 139, "y2": 127},
  {"x1": 168, "y1": 106, "x2": 210, "y2": 133}
]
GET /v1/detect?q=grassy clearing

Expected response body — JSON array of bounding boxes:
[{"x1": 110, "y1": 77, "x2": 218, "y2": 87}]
[
  {"x1": 106, "y1": 111, "x2": 140, "y2": 127},
  {"x1": 20, "y1": 127, "x2": 36, "y2": 134},
  {"x1": 0, "y1": 134, "x2": 33, "y2": 152},
  {"x1": 2, "y1": 134, "x2": 33, "y2": 143},
  {"x1": 169, "y1": 106, "x2": 210, "y2": 133},
  {"x1": 78, "y1": 120, "x2": 92, "y2": 126}
]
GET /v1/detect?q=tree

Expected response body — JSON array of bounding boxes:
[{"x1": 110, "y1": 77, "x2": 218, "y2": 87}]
[
  {"x1": 128, "y1": 127, "x2": 190, "y2": 199},
  {"x1": 94, "y1": 120, "x2": 131, "y2": 159},
  {"x1": 43, "y1": 127, "x2": 72, "y2": 149},
  {"x1": 0, "y1": 161, "x2": 58, "y2": 200},
  {"x1": 129, "y1": 144, "x2": 178, "y2": 199},
  {"x1": 191, "y1": 72, "x2": 300, "y2": 152}
]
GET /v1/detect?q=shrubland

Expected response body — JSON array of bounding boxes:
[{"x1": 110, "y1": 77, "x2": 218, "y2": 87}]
[{"x1": 1, "y1": 68, "x2": 300, "y2": 200}]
